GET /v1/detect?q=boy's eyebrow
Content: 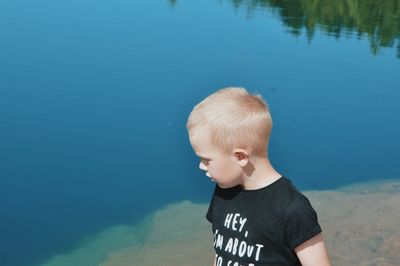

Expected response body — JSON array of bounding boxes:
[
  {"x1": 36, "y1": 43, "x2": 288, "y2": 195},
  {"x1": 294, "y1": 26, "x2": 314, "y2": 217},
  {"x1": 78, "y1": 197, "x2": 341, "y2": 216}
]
[{"x1": 195, "y1": 153, "x2": 211, "y2": 160}]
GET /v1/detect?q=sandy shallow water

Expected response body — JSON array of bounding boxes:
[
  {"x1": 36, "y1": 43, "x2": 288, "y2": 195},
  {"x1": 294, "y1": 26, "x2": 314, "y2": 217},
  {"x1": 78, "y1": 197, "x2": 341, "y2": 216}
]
[{"x1": 43, "y1": 179, "x2": 400, "y2": 266}]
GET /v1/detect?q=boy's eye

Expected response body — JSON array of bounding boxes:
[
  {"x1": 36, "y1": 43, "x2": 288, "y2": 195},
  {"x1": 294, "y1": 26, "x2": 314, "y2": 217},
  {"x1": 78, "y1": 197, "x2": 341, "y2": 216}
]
[{"x1": 201, "y1": 158, "x2": 210, "y2": 163}]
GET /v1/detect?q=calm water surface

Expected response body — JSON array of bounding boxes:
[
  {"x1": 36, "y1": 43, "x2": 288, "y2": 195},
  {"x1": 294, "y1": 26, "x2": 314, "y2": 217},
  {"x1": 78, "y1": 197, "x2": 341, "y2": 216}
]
[{"x1": 0, "y1": 0, "x2": 399, "y2": 265}]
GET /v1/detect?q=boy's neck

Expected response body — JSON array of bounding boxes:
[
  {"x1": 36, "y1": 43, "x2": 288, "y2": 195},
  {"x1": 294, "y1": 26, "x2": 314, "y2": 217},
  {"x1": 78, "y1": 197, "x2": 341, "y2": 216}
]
[{"x1": 241, "y1": 156, "x2": 282, "y2": 190}]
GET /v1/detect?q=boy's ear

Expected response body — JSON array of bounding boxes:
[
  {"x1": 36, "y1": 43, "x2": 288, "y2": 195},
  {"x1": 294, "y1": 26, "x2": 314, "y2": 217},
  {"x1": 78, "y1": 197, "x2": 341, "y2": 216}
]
[{"x1": 233, "y1": 150, "x2": 249, "y2": 167}]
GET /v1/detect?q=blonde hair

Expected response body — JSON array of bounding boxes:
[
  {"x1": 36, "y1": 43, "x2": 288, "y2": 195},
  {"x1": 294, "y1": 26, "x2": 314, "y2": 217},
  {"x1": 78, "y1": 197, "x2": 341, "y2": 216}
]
[{"x1": 186, "y1": 87, "x2": 273, "y2": 156}]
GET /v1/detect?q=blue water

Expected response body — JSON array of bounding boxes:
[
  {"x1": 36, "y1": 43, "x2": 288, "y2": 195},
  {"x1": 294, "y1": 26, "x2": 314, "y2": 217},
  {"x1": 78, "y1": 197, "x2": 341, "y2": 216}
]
[{"x1": 0, "y1": 0, "x2": 399, "y2": 265}]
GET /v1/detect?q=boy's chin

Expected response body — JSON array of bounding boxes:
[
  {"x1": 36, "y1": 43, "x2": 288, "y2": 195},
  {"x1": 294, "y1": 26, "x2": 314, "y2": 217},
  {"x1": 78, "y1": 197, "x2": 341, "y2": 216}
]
[{"x1": 216, "y1": 182, "x2": 236, "y2": 189}]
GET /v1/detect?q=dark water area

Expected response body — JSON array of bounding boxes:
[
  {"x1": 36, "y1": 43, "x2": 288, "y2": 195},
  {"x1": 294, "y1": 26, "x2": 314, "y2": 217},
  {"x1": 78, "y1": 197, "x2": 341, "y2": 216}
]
[{"x1": 0, "y1": 0, "x2": 399, "y2": 265}]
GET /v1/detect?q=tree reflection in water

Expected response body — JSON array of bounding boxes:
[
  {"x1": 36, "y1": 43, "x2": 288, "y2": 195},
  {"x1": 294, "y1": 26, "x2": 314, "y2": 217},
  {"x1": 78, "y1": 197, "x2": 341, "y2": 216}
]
[{"x1": 171, "y1": 0, "x2": 400, "y2": 58}]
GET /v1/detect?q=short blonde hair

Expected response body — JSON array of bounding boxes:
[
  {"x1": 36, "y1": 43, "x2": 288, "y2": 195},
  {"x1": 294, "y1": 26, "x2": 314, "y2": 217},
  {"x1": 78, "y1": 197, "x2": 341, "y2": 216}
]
[{"x1": 186, "y1": 87, "x2": 273, "y2": 156}]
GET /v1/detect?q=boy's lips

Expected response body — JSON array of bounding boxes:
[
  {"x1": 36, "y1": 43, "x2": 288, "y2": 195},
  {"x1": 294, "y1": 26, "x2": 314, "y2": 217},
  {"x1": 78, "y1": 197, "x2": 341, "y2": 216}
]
[{"x1": 206, "y1": 172, "x2": 215, "y2": 182}]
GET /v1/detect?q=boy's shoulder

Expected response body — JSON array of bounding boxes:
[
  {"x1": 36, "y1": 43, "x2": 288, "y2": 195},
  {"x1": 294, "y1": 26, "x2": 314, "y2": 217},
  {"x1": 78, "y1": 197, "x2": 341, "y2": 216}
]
[{"x1": 268, "y1": 176, "x2": 312, "y2": 211}]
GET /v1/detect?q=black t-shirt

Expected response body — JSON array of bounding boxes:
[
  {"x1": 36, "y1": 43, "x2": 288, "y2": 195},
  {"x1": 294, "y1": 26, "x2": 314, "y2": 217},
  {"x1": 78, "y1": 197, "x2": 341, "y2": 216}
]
[{"x1": 206, "y1": 176, "x2": 322, "y2": 266}]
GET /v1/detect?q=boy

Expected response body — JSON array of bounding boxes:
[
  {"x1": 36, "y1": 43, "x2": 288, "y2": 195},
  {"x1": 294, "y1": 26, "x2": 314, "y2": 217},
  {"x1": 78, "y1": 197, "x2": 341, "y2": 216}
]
[{"x1": 186, "y1": 87, "x2": 330, "y2": 266}]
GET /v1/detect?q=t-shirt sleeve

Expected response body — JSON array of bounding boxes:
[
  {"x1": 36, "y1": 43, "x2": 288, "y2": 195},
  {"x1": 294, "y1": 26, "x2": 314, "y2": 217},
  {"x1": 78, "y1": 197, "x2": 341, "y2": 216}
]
[
  {"x1": 206, "y1": 185, "x2": 217, "y2": 223},
  {"x1": 283, "y1": 194, "x2": 322, "y2": 250}
]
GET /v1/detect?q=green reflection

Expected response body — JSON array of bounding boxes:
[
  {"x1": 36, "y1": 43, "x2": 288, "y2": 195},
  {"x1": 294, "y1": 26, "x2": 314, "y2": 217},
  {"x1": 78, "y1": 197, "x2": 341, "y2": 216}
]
[
  {"x1": 238, "y1": 0, "x2": 400, "y2": 57},
  {"x1": 171, "y1": 0, "x2": 400, "y2": 58},
  {"x1": 169, "y1": 0, "x2": 178, "y2": 6}
]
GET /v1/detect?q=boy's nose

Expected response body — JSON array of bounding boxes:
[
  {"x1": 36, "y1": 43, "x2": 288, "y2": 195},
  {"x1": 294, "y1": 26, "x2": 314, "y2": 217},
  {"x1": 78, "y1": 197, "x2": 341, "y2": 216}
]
[{"x1": 199, "y1": 161, "x2": 207, "y2": 171}]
